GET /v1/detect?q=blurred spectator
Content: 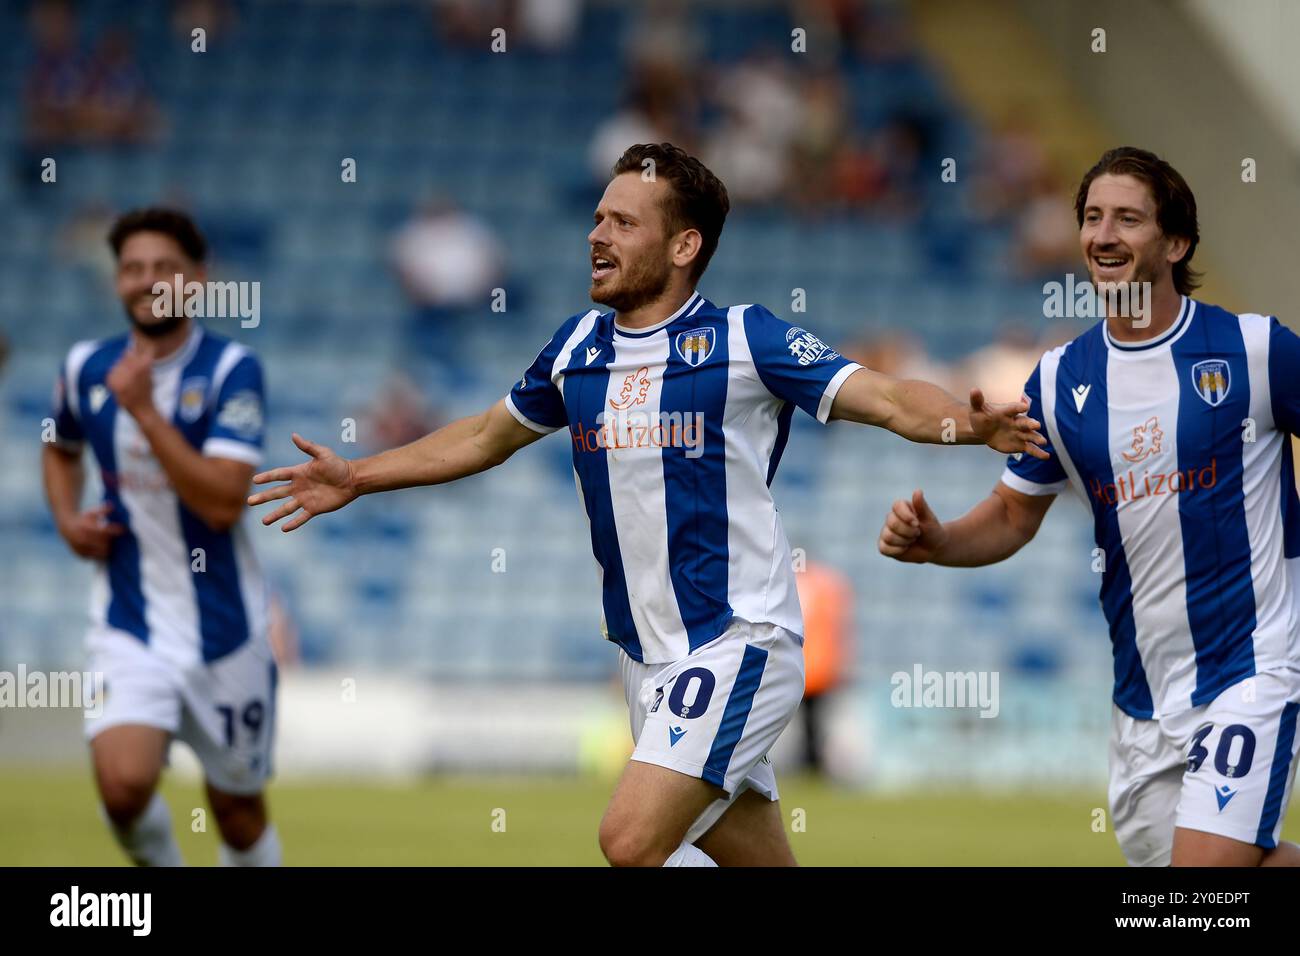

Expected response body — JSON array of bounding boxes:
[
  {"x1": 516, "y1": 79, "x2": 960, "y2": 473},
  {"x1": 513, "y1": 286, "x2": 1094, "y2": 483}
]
[
  {"x1": 391, "y1": 197, "x2": 505, "y2": 318},
  {"x1": 267, "y1": 588, "x2": 301, "y2": 668},
  {"x1": 624, "y1": 0, "x2": 702, "y2": 76},
  {"x1": 974, "y1": 112, "x2": 1051, "y2": 223},
  {"x1": 795, "y1": 560, "x2": 853, "y2": 775},
  {"x1": 588, "y1": 73, "x2": 690, "y2": 182},
  {"x1": 703, "y1": 51, "x2": 802, "y2": 204},
  {"x1": 953, "y1": 324, "x2": 1042, "y2": 404},
  {"x1": 788, "y1": 70, "x2": 848, "y2": 209},
  {"x1": 56, "y1": 201, "x2": 117, "y2": 281},
  {"x1": 516, "y1": 0, "x2": 582, "y2": 52},
  {"x1": 845, "y1": 331, "x2": 954, "y2": 393},
  {"x1": 864, "y1": 114, "x2": 927, "y2": 220},
  {"x1": 826, "y1": 132, "x2": 889, "y2": 207},
  {"x1": 23, "y1": 0, "x2": 85, "y2": 149},
  {"x1": 433, "y1": 0, "x2": 510, "y2": 47},
  {"x1": 171, "y1": 0, "x2": 238, "y2": 48},
  {"x1": 1014, "y1": 172, "x2": 1079, "y2": 281},
  {"x1": 363, "y1": 373, "x2": 443, "y2": 455},
  {"x1": 22, "y1": 3, "x2": 158, "y2": 156},
  {"x1": 82, "y1": 30, "x2": 159, "y2": 144}
]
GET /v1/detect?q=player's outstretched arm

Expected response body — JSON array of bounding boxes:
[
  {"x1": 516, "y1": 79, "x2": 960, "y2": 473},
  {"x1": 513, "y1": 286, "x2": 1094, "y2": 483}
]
[
  {"x1": 248, "y1": 398, "x2": 543, "y2": 532},
  {"x1": 877, "y1": 483, "x2": 1054, "y2": 566},
  {"x1": 829, "y1": 368, "x2": 1049, "y2": 458}
]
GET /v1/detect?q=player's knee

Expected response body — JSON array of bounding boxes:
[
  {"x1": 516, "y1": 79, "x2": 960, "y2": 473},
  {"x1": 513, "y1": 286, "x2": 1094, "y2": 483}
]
[
  {"x1": 209, "y1": 791, "x2": 266, "y2": 849},
  {"x1": 97, "y1": 772, "x2": 156, "y2": 827},
  {"x1": 598, "y1": 818, "x2": 673, "y2": 867}
]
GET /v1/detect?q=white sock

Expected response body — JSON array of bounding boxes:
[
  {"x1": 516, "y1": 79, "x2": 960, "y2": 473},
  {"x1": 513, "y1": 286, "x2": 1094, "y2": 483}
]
[
  {"x1": 219, "y1": 823, "x2": 282, "y2": 867},
  {"x1": 106, "y1": 793, "x2": 184, "y2": 867},
  {"x1": 663, "y1": 842, "x2": 717, "y2": 867}
]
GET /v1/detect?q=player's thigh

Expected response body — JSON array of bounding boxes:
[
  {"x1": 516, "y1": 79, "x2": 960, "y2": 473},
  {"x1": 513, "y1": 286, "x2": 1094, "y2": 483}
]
[
  {"x1": 696, "y1": 788, "x2": 795, "y2": 867},
  {"x1": 84, "y1": 627, "x2": 180, "y2": 816},
  {"x1": 178, "y1": 636, "x2": 278, "y2": 798},
  {"x1": 90, "y1": 724, "x2": 170, "y2": 817},
  {"x1": 599, "y1": 760, "x2": 723, "y2": 866},
  {"x1": 1171, "y1": 827, "x2": 1264, "y2": 866}
]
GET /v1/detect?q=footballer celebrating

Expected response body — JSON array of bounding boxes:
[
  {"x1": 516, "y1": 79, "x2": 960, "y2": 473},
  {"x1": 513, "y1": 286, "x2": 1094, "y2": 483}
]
[
  {"x1": 878, "y1": 147, "x2": 1300, "y2": 866},
  {"x1": 42, "y1": 209, "x2": 280, "y2": 866},
  {"x1": 249, "y1": 143, "x2": 1045, "y2": 866}
]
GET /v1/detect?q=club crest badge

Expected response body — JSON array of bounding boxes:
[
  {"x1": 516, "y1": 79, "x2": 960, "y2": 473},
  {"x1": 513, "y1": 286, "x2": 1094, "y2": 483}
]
[
  {"x1": 674, "y1": 327, "x2": 715, "y2": 366},
  {"x1": 1190, "y1": 359, "x2": 1230, "y2": 407}
]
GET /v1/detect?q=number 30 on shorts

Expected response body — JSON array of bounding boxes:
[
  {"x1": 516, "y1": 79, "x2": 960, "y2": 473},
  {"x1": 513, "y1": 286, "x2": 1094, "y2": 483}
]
[
  {"x1": 1186, "y1": 722, "x2": 1256, "y2": 778},
  {"x1": 654, "y1": 667, "x2": 716, "y2": 720}
]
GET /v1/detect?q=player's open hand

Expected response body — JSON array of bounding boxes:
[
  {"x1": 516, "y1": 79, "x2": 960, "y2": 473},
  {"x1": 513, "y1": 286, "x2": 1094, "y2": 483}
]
[
  {"x1": 878, "y1": 489, "x2": 948, "y2": 563},
  {"x1": 969, "y1": 389, "x2": 1050, "y2": 460},
  {"x1": 247, "y1": 433, "x2": 358, "y2": 532},
  {"x1": 57, "y1": 502, "x2": 125, "y2": 560}
]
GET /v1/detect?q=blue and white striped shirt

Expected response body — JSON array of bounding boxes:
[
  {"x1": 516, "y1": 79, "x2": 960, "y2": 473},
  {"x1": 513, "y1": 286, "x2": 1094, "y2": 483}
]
[
  {"x1": 1005, "y1": 297, "x2": 1300, "y2": 717},
  {"x1": 506, "y1": 292, "x2": 861, "y2": 664},
  {"x1": 51, "y1": 325, "x2": 268, "y2": 667}
]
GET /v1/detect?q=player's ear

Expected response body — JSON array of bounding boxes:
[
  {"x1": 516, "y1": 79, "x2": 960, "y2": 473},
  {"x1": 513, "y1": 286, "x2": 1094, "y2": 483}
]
[
  {"x1": 1164, "y1": 233, "x2": 1190, "y2": 266},
  {"x1": 672, "y1": 228, "x2": 702, "y2": 271}
]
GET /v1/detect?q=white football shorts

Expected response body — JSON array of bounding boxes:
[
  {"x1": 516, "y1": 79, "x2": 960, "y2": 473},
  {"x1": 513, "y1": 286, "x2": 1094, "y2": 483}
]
[
  {"x1": 84, "y1": 625, "x2": 278, "y2": 796},
  {"x1": 619, "y1": 618, "x2": 805, "y2": 845},
  {"x1": 1109, "y1": 669, "x2": 1300, "y2": 865}
]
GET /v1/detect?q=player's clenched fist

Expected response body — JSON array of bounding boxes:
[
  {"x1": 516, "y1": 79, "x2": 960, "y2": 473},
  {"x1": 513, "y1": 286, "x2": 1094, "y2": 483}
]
[
  {"x1": 877, "y1": 488, "x2": 948, "y2": 563},
  {"x1": 105, "y1": 348, "x2": 155, "y2": 417},
  {"x1": 247, "y1": 433, "x2": 358, "y2": 532},
  {"x1": 57, "y1": 502, "x2": 125, "y2": 559}
]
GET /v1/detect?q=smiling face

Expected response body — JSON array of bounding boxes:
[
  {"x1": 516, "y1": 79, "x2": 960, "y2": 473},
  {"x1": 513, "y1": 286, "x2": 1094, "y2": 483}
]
[
  {"x1": 1079, "y1": 173, "x2": 1188, "y2": 291},
  {"x1": 587, "y1": 172, "x2": 685, "y2": 313},
  {"x1": 115, "y1": 230, "x2": 204, "y2": 335}
]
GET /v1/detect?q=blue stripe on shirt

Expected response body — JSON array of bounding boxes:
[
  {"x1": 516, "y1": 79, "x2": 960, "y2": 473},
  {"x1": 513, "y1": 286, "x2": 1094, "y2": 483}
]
[
  {"x1": 1056, "y1": 328, "x2": 1154, "y2": 717},
  {"x1": 176, "y1": 336, "x2": 251, "y2": 661},
  {"x1": 660, "y1": 314, "x2": 733, "y2": 654},
  {"x1": 565, "y1": 320, "x2": 642, "y2": 660},
  {"x1": 1169, "y1": 308, "x2": 1257, "y2": 704},
  {"x1": 81, "y1": 338, "x2": 149, "y2": 643}
]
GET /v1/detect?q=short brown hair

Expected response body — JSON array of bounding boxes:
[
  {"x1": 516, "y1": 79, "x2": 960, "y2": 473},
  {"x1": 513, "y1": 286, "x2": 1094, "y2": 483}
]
[
  {"x1": 612, "y1": 143, "x2": 730, "y2": 282},
  {"x1": 1074, "y1": 147, "x2": 1201, "y2": 295},
  {"x1": 108, "y1": 207, "x2": 207, "y2": 263}
]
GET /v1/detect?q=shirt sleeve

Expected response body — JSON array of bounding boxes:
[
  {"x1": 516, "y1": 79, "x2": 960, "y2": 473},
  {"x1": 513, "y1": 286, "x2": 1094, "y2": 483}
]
[
  {"x1": 504, "y1": 314, "x2": 584, "y2": 434},
  {"x1": 50, "y1": 355, "x2": 84, "y2": 451},
  {"x1": 743, "y1": 304, "x2": 863, "y2": 423},
  {"x1": 1000, "y1": 358, "x2": 1069, "y2": 496},
  {"x1": 202, "y1": 352, "x2": 266, "y2": 466},
  {"x1": 1269, "y1": 317, "x2": 1300, "y2": 436}
]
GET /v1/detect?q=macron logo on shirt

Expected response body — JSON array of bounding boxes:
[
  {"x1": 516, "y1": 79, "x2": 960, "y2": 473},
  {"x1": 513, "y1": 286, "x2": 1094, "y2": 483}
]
[{"x1": 1072, "y1": 383, "x2": 1091, "y2": 413}]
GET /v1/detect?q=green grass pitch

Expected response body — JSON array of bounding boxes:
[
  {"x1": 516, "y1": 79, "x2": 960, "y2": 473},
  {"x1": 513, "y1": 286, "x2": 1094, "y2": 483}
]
[{"x1": 8, "y1": 765, "x2": 1259, "y2": 865}]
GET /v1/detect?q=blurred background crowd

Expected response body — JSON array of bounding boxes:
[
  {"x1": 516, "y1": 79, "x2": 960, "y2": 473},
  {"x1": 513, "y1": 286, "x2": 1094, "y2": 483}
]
[{"x1": 2, "y1": 0, "x2": 1297, "y2": 791}]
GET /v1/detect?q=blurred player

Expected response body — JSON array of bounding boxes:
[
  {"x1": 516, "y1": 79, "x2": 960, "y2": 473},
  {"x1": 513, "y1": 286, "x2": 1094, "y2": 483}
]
[
  {"x1": 248, "y1": 143, "x2": 1044, "y2": 866},
  {"x1": 42, "y1": 208, "x2": 279, "y2": 866},
  {"x1": 878, "y1": 147, "x2": 1300, "y2": 867}
]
